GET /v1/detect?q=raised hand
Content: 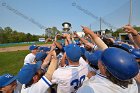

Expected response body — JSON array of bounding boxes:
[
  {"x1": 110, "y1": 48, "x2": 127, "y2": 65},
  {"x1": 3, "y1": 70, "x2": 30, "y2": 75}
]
[
  {"x1": 123, "y1": 25, "x2": 138, "y2": 36},
  {"x1": 81, "y1": 26, "x2": 93, "y2": 34}
]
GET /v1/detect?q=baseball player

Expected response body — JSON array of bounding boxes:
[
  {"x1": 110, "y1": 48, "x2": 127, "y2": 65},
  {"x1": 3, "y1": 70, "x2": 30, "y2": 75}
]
[
  {"x1": 77, "y1": 47, "x2": 139, "y2": 93},
  {"x1": 51, "y1": 44, "x2": 89, "y2": 93},
  {"x1": 24, "y1": 45, "x2": 39, "y2": 65},
  {"x1": 17, "y1": 50, "x2": 57, "y2": 93},
  {"x1": 130, "y1": 49, "x2": 140, "y2": 92},
  {"x1": 0, "y1": 74, "x2": 22, "y2": 93}
]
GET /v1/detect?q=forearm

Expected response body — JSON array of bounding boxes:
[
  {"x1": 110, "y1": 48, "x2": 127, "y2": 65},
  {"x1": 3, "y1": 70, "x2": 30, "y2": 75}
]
[
  {"x1": 66, "y1": 37, "x2": 72, "y2": 44},
  {"x1": 87, "y1": 35, "x2": 95, "y2": 44},
  {"x1": 41, "y1": 53, "x2": 52, "y2": 69},
  {"x1": 54, "y1": 41, "x2": 62, "y2": 49},
  {"x1": 132, "y1": 42, "x2": 140, "y2": 49},
  {"x1": 89, "y1": 32, "x2": 108, "y2": 50},
  {"x1": 123, "y1": 25, "x2": 140, "y2": 47},
  {"x1": 65, "y1": 39, "x2": 69, "y2": 46},
  {"x1": 81, "y1": 26, "x2": 108, "y2": 50},
  {"x1": 79, "y1": 37, "x2": 89, "y2": 44},
  {"x1": 45, "y1": 58, "x2": 57, "y2": 81},
  {"x1": 133, "y1": 35, "x2": 140, "y2": 48},
  {"x1": 72, "y1": 37, "x2": 76, "y2": 44}
]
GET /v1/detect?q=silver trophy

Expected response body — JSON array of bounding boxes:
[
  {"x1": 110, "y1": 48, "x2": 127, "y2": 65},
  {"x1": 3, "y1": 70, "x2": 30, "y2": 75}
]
[{"x1": 62, "y1": 22, "x2": 72, "y2": 34}]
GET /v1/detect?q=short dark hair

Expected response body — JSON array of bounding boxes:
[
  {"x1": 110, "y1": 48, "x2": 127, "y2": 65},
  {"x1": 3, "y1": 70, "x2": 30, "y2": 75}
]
[
  {"x1": 25, "y1": 69, "x2": 44, "y2": 88},
  {"x1": 106, "y1": 70, "x2": 133, "y2": 88},
  {"x1": 111, "y1": 45, "x2": 130, "y2": 53},
  {"x1": 102, "y1": 38, "x2": 114, "y2": 47}
]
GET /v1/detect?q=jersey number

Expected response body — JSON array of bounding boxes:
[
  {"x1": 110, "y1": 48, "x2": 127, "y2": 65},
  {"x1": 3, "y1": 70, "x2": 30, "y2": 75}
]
[{"x1": 70, "y1": 75, "x2": 85, "y2": 90}]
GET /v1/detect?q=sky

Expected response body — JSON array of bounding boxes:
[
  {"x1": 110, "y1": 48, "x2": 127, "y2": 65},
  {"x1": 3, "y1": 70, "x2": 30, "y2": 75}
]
[{"x1": 0, "y1": 0, "x2": 140, "y2": 35}]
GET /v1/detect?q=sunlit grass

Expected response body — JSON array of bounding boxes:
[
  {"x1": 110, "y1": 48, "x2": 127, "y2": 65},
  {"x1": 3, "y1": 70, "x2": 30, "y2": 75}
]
[{"x1": 0, "y1": 50, "x2": 29, "y2": 75}]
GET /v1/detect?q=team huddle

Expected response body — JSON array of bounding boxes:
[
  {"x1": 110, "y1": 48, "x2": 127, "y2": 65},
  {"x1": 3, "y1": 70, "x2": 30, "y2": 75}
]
[{"x1": 0, "y1": 25, "x2": 140, "y2": 93}]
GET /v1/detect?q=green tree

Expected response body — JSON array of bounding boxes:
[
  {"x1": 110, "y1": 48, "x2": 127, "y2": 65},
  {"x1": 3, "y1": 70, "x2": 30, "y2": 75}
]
[
  {"x1": 26, "y1": 33, "x2": 32, "y2": 42},
  {"x1": 0, "y1": 27, "x2": 43, "y2": 44},
  {"x1": 51, "y1": 27, "x2": 60, "y2": 38},
  {"x1": 0, "y1": 27, "x2": 5, "y2": 43},
  {"x1": 112, "y1": 28, "x2": 125, "y2": 37},
  {"x1": 112, "y1": 26, "x2": 140, "y2": 37}
]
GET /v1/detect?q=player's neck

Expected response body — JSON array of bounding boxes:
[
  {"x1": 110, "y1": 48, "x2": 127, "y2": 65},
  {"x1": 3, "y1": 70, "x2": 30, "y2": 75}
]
[
  {"x1": 31, "y1": 52, "x2": 36, "y2": 55},
  {"x1": 69, "y1": 61, "x2": 79, "y2": 66}
]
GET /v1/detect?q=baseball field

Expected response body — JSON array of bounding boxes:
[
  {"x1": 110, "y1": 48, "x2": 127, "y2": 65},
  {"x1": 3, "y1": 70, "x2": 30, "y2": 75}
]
[
  {"x1": 0, "y1": 50, "x2": 29, "y2": 75},
  {"x1": 0, "y1": 43, "x2": 52, "y2": 75}
]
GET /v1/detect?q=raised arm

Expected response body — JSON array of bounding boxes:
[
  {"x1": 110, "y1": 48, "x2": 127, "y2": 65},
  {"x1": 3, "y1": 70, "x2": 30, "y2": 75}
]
[
  {"x1": 127, "y1": 34, "x2": 139, "y2": 49},
  {"x1": 44, "y1": 50, "x2": 58, "y2": 81},
  {"x1": 123, "y1": 25, "x2": 140, "y2": 48},
  {"x1": 74, "y1": 32, "x2": 89, "y2": 44},
  {"x1": 81, "y1": 26, "x2": 108, "y2": 50},
  {"x1": 62, "y1": 33, "x2": 72, "y2": 45},
  {"x1": 54, "y1": 41, "x2": 63, "y2": 50},
  {"x1": 74, "y1": 32, "x2": 94, "y2": 48}
]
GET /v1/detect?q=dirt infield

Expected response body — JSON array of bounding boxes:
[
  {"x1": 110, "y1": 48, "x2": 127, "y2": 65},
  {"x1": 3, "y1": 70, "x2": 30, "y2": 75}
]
[{"x1": 0, "y1": 44, "x2": 51, "y2": 52}]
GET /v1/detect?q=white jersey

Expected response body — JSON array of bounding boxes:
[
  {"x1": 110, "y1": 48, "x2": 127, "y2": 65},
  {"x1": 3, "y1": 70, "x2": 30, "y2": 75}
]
[
  {"x1": 14, "y1": 81, "x2": 22, "y2": 93},
  {"x1": 77, "y1": 74, "x2": 138, "y2": 93},
  {"x1": 24, "y1": 53, "x2": 35, "y2": 65},
  {"x1": 79, "y1": 57, "x2": 100, "y2": 74},
  {"x1": 51, "y1": 59, "x2": 89, "y2": 93},
  {"x1": 21, "y1": 76, "x2": 52, "y2": 93},
  {"x1": 57, "y1": 52, "x2": 64, "y2": 66}
]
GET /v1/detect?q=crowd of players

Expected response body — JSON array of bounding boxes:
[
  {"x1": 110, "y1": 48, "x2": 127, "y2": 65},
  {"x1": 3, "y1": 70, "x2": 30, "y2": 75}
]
[{"x1": 0, "y1": 25, "x2": 140, "y2": 93}]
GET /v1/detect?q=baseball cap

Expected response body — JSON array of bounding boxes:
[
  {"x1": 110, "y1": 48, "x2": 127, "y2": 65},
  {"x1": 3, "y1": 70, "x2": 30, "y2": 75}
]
[
  {"x1": 0, "y1": 74, "x2": 16, "y2": 88},
  {"x1": 43, "y1": 47, "x2": 50, "y2": 52},
  {"x1": 80, "y1": 47, "x2": 86, "y2": 56},
  {"x1": 39, "y1": 47, "x2": 50, "y2": 52},
  {"x1": 85, "y1": 50, "x2": 102, "y2": 66},
  {"x1": 121, "y1": 43, "x2": 133, "y2": 50},
  {"x1": 17, "y1": 61, "x2": 42, "y2": 84},
  {"x1": 29, "y1": 45, "x2": 38, "y2": 51},
  {"x1": 35, "y1": 52, "x2": 47, "y2": 61},
  {"x1": 38, "y1": 46, "x2": 44, "y2": 51},
  {"x1": 130, "y1": 49, "x2": 140, "y2": 59},
  {"x1": 101, "y1": 47, "x2": 139, "y2": 80},
  {"x1": 65, "y1": 44, "x2": 81, "y2": 62}
]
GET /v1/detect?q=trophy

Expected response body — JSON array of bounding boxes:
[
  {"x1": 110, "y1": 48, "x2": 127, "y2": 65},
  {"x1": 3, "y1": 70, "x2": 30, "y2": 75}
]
[{"x1": 62, "y1": 22, "x2": 72, "y2": 34}]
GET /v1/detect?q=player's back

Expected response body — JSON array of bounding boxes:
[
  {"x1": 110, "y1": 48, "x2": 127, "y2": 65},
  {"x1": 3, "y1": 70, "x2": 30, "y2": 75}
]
[
  {"x1": 52, "y1": 63, "x2": 88, "y2": 93},
  {"x1": 24, "y1": 53, "x2": 35, "y2": 65}
]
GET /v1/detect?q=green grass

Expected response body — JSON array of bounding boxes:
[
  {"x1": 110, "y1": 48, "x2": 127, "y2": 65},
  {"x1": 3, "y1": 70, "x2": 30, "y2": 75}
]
[
  {"x1": 0, "y1": 50, "x2": 29, "y2": 75},
  {"x1": 0, "y1": 42, "x2": 53, "y2": 48}
]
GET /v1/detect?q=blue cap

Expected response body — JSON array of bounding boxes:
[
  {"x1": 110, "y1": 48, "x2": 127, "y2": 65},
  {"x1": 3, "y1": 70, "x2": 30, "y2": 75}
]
[
  {"x1": 43, "y1": 47, "x2": 50, "y2": 52},
  {"x1": 101, "y1": 47, "x2": 139, "y2": 80},
  {"x1": 121, "y1": 44, "x2": 133, "y2": 50},
  {"x1": 85, "y1": 50, "x2": 102, "y2": 66},
  {"x1": 39, "y1": 47, "x2": 50, "y2": 52},
  {"x1": 17, "y1": 61, "x2": 42, "y2": 84},
  {"x1": 80, "y1": 47, "x2": 86, "y2": 56},
  {"x1": 0, "y1": 74, "x2": 16, "y2": 88},
  {"x1": 29, "y1": 45, "x2": 38, "y2": 51},
  {"x1": 65, "y1": 44, "x2": 81, "y2": 62},
  {"x1": 35, "y1": 52, "x2": 47, "y2": 61},
  {"x1": 38, "y1": 47, "x2": 44, "y2": 51},
  {"x1": 130, "y1": 49, "x2": 140, "y2": 59}
]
